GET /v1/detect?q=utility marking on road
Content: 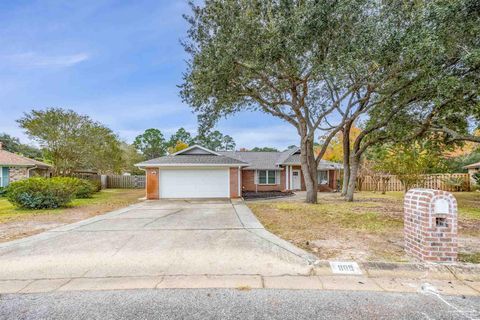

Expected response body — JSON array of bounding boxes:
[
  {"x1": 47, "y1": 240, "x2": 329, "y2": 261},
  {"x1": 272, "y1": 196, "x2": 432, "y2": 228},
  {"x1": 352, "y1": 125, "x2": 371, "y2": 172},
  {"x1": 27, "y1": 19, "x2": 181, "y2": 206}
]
[
  {"x1": 329, "y1": 261, "x2": 362, "y2": 275},
  {"x1": 421, "y1": 282, "x2": 480, "y2": 320}
]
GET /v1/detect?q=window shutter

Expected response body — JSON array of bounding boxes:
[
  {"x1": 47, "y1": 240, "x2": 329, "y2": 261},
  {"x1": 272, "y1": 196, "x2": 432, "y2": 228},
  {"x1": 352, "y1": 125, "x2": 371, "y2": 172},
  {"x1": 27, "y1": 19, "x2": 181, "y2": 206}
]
[
  {"x1": 275, "y1": 171, "x2": 280, "y2": 185},
  {"x1": 254, "y1": 170, "x2": 258, "y2": 184}
]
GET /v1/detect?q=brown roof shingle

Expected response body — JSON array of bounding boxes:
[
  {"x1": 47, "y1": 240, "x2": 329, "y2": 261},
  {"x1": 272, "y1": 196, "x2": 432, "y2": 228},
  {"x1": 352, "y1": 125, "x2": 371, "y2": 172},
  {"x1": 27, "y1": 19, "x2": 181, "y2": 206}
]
[{"x1": 0, "y1": 149, "x2": 51, "y2": 168}]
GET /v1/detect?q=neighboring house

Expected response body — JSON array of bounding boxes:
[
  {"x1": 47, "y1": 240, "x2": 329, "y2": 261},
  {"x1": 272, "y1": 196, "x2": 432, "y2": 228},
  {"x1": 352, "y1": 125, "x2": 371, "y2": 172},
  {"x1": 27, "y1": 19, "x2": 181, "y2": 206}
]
[
  {"x1": 135, "y1": 145, "x2": 343, "y2": 199},
  {"x1": 0, "y1": 142, "x2": 52, "y2": 188},
  {"x1": 464, "y1": 161, "x2": 480, "y2": 185},
  {"x1": 464, "y1": 161, "x2": 480, "y2": 176}
]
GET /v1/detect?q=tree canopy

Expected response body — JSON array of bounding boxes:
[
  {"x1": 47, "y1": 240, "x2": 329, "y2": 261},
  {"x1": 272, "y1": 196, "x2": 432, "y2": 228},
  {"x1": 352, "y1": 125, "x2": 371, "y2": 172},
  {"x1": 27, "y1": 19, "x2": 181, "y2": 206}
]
[
  {"x1": 195, "y1": 129, "x2": 236, "y2": 151},
  {"x1": 181, "y1": 0, "x2": 479, "y2": 202},
  {"x1": 18, "y1": 108, "x2": 123, "y2": 175},
  {"x1": 168, "y1": 128, "x2": 194, "y2": 148},
  {"x1": 0, "y1": 133, "x2": 43, "y2": 160},
  {"x1": 133, "y1": 128, "x2": 167, "y2": 159},
  {"x1": 250, "y1": 147, "x2": 279, "y2": 152}
]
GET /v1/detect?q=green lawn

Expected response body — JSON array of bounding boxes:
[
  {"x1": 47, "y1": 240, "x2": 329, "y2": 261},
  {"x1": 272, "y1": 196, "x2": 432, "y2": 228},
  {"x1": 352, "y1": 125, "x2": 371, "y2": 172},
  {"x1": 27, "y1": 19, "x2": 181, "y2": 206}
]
[
  {"x1": 0, "y1": 189, "x2": 144, "y2": 224},
  {"x1": 248, "y1": 191, "x2": 480, "y2": 263}
]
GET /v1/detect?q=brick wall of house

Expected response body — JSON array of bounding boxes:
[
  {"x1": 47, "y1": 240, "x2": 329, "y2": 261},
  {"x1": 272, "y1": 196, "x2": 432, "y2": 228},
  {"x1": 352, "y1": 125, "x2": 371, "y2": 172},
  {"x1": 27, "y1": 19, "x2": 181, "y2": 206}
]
[
  {"x1": 241, "y1": 169, "x2": 286, "y2": 192},
  {"x1": 241, "y1": 166, "x2": 339, "y2": 192},
  {"x1": 8, "y1": 167, "x2": 29, "y2": 183},
  {"x1": 229, "y1": 167, "x2": 241, "y2": 198},
  {"x1": 404, "y1": 188, "x2": 458, "y2": 263}
]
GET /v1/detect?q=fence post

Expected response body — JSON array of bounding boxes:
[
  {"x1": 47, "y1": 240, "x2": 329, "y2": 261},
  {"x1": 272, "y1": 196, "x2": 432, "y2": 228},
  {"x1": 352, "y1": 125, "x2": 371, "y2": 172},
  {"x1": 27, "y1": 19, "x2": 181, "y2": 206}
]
[{"x1": 100, "y1": 175, "x2": 107, "y2": 189}]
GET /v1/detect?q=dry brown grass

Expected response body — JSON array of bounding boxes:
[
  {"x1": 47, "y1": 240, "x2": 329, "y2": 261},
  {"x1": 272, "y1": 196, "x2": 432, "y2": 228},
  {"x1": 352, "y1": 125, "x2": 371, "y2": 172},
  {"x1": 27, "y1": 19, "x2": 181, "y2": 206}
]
[{"x1": 248, "y1": 192, "x2": 480, "y2": 263}]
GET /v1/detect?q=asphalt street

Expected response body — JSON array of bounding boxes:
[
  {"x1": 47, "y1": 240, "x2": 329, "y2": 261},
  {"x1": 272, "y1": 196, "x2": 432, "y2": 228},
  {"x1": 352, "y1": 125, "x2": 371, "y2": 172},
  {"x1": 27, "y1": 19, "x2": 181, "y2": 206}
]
[{"x1": 1, "y1": 289, "x2": 480, "y2": 320}]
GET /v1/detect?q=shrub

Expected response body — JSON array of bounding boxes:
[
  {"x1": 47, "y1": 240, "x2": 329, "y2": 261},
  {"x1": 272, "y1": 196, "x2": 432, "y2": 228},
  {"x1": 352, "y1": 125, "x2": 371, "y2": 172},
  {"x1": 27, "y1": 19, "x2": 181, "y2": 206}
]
[
  {"x1": 6, "y1": 177, "x2": 76, "y2": 209},
  {"x1": 473, "y1": 172, "x2": 480, "y2": 186},
  {"x1": 74, "y1": 179, "x2": 97, "y2": 198},
  {"x1": 89, "y1": 179, "x2": 102, "y2": 192},
  {"x1": 50, "y1": 177, "x2": 97, "y2": 199},
  {"x1": 0, "y1": 187, "x2": 6, "y2": 197},
  {"x1": 442, "y1": 176, "x2": 468, "y2": 192}
]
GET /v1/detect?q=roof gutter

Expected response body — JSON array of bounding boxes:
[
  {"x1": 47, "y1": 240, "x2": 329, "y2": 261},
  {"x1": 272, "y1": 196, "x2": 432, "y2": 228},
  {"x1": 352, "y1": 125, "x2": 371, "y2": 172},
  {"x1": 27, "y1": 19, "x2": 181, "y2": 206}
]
[{"x1": 26, "y1": 165, "x2": 37, "y2": 177}]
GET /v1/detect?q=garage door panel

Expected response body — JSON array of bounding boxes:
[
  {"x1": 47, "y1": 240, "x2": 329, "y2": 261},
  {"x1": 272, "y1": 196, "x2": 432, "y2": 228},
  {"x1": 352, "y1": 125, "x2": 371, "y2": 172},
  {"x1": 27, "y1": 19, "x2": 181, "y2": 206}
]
[{"x1": 160, "y1": 169, "x2": 229, "y2": 198}]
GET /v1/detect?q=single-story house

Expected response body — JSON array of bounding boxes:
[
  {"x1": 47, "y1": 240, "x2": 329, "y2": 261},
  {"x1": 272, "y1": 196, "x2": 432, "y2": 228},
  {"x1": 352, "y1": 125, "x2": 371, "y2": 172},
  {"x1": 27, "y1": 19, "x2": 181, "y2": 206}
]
[
  {"x1": 135, "y1": 145, "x2": 343, "y2": 199},
  {"x1": 0, "y1": 142, "x2": 52, "y2": 188}
]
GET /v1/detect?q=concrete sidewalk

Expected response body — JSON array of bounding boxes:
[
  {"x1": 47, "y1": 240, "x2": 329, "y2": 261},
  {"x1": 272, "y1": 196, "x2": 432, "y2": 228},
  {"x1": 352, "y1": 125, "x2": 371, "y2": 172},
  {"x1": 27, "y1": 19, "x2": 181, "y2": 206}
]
[{"x1": 1, "y1": 265, "x2": 479, "y2": 296}]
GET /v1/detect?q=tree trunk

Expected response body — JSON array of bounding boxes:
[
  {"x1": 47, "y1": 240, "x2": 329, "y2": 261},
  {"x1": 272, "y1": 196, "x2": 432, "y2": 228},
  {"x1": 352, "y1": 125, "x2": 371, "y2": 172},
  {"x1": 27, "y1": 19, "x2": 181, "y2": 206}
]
[
  {"x1": 345, "y1": 154, "x2": 361, "y2": 202},
  {"x1": 341, "y1": 121, "x2": 352, "y2": 196},
  {"x1": 299, "y1": 133, "x2": 318, "y2": 204}
]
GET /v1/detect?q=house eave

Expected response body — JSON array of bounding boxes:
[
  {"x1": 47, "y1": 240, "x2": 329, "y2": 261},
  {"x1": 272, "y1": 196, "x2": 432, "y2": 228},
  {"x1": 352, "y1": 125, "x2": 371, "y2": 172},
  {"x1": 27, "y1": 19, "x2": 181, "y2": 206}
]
[
  {"x1": 135, "y1": 163, "x2": 248, "y2": 168},
  {"x1": 0, "y1": 164, "x2": 37, "y2": 168}
]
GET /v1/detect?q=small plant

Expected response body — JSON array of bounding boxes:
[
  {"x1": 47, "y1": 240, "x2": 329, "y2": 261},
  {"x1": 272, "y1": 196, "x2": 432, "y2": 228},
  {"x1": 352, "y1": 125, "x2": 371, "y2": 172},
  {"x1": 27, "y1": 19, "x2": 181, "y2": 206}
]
[
  {"x1": 473, "y1": 172, "x2": 480, "y2": 186},
  {"x1": 0, "y1": 187, "x2": 7, "y2": 197},
  {"x1": 442, "y1": 176, "x2": 467, "y2": 192}
]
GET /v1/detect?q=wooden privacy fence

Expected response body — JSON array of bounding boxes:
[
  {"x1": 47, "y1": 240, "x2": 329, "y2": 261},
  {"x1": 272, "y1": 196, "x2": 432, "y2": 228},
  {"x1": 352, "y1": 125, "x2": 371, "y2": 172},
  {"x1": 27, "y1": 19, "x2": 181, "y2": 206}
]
[
  {"x1": 71, "y1": 173, "x2": 145, "y2": 189},
  {"x1": 360, "y1": 173, "x2": 471, "y2": 192},
  {"x1": 106, "y1": 175, "x2": 145, "y2": 189}
]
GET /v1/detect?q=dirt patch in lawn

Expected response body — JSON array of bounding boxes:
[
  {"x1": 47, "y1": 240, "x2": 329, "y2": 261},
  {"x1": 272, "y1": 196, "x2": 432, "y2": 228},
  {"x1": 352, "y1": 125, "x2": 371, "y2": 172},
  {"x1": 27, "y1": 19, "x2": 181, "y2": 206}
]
[
  {"x1": 0, "y1": 189, "x2": 144, "y2": 243},
  {"x1": 248, "y1": 192, "x2": 480, "y2": 263}
]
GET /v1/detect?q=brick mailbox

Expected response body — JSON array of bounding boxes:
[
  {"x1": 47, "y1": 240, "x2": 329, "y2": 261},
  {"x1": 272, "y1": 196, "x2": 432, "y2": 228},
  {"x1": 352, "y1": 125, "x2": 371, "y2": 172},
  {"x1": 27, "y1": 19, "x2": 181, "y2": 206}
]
[{"x1": 404, "y1": 189, "x2": 458, "y2": 263}]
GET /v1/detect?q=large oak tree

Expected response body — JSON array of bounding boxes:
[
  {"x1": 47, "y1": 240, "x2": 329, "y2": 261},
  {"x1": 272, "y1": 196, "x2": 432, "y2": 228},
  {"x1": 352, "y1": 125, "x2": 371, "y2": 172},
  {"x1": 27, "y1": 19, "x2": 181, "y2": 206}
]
[{"x1": 181, "y1": 0, "x2": 373, "y2": 203}]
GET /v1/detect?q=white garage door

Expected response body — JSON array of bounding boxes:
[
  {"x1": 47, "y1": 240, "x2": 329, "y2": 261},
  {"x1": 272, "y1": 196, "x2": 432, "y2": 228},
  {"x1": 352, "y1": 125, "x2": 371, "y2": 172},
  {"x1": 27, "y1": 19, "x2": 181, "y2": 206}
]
[{"x1": 160, "y1": 168, "x2": 230, "y2": 198}]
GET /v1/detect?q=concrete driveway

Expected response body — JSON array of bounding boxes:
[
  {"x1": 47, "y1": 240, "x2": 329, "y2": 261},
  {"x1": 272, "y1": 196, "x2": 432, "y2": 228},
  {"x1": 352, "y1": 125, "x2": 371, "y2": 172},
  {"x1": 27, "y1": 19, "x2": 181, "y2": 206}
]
[{"x1": 0, "y1": 199, "x2": 315, "y2": 292}]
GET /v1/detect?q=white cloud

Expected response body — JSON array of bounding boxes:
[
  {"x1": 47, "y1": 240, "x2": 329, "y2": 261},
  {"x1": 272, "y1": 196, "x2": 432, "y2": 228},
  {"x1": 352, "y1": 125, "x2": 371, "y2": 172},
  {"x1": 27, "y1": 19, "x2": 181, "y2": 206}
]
[{"x1": 2, "y1": 52, "x2": 89, "y2": 68}]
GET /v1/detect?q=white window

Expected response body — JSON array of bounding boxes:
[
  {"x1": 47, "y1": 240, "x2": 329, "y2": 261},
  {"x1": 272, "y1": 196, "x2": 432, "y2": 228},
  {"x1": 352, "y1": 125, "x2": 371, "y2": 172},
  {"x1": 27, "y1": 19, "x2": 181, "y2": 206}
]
[
  {"x1": 257, "y1": 170, "x2": 278, "y2": 185},
  {"x1": 318, "y1": 170, "x2": 329, "y2": 185}
]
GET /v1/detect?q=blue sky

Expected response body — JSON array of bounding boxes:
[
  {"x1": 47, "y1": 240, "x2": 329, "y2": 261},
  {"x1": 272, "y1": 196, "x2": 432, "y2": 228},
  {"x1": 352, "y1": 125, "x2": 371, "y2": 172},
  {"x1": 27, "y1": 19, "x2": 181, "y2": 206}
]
[{"x1": 0, "y1": 0, "x2": 299, "y2": 150}]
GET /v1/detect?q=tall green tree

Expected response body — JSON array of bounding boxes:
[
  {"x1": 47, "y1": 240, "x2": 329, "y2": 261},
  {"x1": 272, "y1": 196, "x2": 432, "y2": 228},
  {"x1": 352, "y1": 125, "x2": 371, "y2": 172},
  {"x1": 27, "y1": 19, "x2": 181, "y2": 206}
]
[
  {"x1": 120, "y1": 142, "x2": 145, "y2": 175},
  {"x1": 195, "y1": 130, "x2": 236, "y2": 151},
  {"x1": 181, "y1": 0, "x2": 479, "y2": 202},
  {"x1": 0, "y1": 133, "x2": 43, "y2": 159},
  {"x1": 17, "y1": 108, "x2": 123, "y2": 175},
  {"x1": 181, "y1": 0, "x2": 379, "y2": 203},
  {"x1": 340, "y1": 0, "x2": 480, "y2": 201},
  {"x1": 133, "y1": 128, "x2": 167, "y2": 159},
  {"x1": 167, "y1": 127, "x2": 194, "y2": 148}
]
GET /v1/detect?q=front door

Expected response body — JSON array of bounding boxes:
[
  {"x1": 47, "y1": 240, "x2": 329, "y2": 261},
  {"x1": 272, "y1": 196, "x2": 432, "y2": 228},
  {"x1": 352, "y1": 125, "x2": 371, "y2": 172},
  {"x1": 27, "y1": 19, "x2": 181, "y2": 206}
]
[{"x1": 292, "y1": 170, "x2": 301, "y2": 190}]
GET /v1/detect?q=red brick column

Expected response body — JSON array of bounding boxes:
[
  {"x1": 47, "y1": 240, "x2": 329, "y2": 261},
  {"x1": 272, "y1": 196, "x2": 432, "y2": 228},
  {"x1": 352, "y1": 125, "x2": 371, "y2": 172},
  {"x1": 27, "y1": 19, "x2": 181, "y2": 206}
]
[
  {"x1": 404, "y1": 189, "x2": 458, "y2": 263},
  {"x1": 146, "y1": 168, "x2": 159, "y2": 200},
  {"x1": 229, "y1": 167, "x2": 241, "y2": 198}
]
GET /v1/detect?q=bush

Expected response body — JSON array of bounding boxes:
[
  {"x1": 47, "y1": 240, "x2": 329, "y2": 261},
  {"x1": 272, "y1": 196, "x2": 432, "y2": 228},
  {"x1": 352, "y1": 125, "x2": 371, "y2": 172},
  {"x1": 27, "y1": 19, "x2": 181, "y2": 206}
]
[
  {"x1": 6, "y1": 177, "x2": 77, "y2": 209},
  {"x1": 50, "y1": 177, "x2": 97, "y2": 199},
  {"x1": 74, "y1": 179, "x2": 97, "y2": 198},
  {"x1": 89, "y1": 179, "x2": 102, "y2": 192},
  {"x1": 473, "y1": 172, "x2": 480, "y2": 186},
  {"x1": 0, "y1": 187, "x2": 7, "y2": 197},
  {"x1": 5, "y1": 176, "x2": 101, "y2": 209}
]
